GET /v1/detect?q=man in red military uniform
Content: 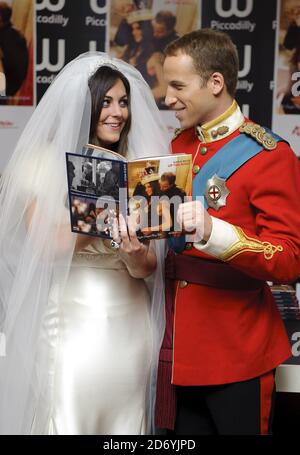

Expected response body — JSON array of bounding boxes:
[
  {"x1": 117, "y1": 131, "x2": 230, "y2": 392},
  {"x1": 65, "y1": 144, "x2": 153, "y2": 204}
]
[{"x1": 155, "y1": 29, "x2": 300, "y2": 435}]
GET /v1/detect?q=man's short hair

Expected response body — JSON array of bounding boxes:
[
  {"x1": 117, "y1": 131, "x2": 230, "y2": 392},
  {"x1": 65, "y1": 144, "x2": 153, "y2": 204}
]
[
  {"x1": 0, "y1": 2, "x2": 12, "y2": 23},
  {"x1": 160, "y1": 172, "x2": 176, "y2": 185},
  {"x1": 165, "y1": 28, "x2": 239, "y2": 98},
  {"x1": 155, "y1": 11, "x2": 176, "y2": 32}
]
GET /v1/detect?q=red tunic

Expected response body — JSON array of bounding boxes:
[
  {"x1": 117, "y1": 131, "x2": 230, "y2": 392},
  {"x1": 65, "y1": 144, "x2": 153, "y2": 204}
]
[{"x1": 169, "y1": 124, "x2": 300, "y2": 386}]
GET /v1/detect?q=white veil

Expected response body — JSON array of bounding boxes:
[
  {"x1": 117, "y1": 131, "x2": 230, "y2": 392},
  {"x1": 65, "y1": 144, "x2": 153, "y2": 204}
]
[{"x1": 0, "y1": 52, "x2": 169, "y2": 435}]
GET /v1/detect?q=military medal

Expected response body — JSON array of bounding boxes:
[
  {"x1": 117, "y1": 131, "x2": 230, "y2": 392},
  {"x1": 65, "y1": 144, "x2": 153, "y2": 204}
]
[{"x1": 205, "y1": 174, "x2": 230, "y2": 210}]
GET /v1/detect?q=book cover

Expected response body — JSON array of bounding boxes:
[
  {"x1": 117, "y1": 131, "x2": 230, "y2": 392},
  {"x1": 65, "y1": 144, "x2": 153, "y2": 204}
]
[{"x1": 66, "y1": 144, "x2": 192, "y2": 240}]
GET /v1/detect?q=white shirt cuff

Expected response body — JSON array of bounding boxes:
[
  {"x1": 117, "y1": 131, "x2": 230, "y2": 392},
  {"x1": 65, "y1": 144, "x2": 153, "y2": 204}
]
[{"x1": 193, "y1": 216, "x2": 238, "y2": 259}]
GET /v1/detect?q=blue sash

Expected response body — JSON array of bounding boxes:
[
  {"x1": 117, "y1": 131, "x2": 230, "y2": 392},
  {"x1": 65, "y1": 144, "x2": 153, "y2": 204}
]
[{"x1": 168, "y1": 129, "x2": 284, "y2": 253}]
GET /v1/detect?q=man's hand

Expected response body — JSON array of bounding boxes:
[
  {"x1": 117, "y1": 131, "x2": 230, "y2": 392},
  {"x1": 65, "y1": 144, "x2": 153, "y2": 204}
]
[{"x1": 177, "y1": 200, "x2": 212, "y2": 243}]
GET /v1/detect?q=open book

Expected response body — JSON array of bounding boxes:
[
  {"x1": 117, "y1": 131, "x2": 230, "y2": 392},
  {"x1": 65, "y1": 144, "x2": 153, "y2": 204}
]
[{"x1": 66, "y1": 144, "x2": 192, "y2": 240}]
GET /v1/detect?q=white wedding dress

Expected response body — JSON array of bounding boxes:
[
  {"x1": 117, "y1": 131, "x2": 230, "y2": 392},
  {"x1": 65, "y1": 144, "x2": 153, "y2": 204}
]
[{"x1": 31, "y1": 239, "x2": 152, "y2": 435}]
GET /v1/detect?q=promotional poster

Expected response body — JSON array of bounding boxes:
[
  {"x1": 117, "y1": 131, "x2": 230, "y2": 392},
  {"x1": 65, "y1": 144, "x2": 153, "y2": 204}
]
[
  {"x1": 0, "y1": 0, "x2": 34, "y2": 106},
  {"x1": 272, "y1": 0, "x2": 300, "y2": 154},
  {"x1": 0, "y1": 0, "x2": 35, "y2": 170},
  {"x1": 109, "y1": 0, "x2": 200, "y2": 109}
]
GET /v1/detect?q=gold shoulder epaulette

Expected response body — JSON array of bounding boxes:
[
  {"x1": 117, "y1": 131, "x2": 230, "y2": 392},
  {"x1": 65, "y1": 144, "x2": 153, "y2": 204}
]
[
  {"x1": 173, "y1": 128, "x2": 182, "y2": 140},
  {"x1": 239, "y1": 122, "x2": 277, "y2": 151}
]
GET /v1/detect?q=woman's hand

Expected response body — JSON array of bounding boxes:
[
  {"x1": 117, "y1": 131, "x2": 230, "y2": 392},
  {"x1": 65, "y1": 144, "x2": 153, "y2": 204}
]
[{"x1": 112, "y1": 214, "x2": 157, "y2": 279}]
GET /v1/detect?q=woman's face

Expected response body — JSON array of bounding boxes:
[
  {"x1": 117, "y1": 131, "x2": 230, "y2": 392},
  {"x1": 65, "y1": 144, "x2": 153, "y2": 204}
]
[
  {"x1": 97, "y1": 78, "x2": 129, "y2": 146},
  {"x1": 144, "y1": 183, "x2": 153, "y2": 197},
  {"x1": 131, "y1": 22, "x2": 143, "y2": 43}
]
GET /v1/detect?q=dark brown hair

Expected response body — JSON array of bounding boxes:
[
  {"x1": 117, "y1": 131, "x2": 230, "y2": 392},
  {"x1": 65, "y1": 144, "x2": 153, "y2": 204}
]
[
  {"x1": 0, "y1": 2, "x2": 12, "y2": 24},
  {"x1": 88, "y1": 65, "x2": 131, "y2": 156},
  {"x1": 155, "y1": 11, "x2": 176, "y2": 32},
  {"x1": 165, "y1": 28, "x2": 239, "y2": 97},
  {"x1": 160, "y1": 172, "x2": 176, "y2": 185}
]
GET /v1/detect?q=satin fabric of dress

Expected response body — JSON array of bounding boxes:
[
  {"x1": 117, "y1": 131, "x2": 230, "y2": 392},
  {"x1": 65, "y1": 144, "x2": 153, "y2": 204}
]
[{"x1": 31, "y1": 240, "x2": 152, "y2": 435}]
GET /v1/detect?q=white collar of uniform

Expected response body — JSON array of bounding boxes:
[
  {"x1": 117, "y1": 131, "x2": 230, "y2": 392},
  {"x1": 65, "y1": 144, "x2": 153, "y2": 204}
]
[{"x1": 195, "y1": 100, "x2": 245, "y2": 143}]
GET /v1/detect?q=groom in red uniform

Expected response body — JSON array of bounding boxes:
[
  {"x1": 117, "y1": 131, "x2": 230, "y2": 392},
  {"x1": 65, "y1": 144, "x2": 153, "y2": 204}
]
[{"x1": 155, "y1": 29, "x2": 300, "y2": 435}]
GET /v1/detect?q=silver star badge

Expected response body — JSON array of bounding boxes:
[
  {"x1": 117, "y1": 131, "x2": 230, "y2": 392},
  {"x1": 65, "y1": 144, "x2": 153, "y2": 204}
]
[{"x1": 204, "y1": 174, "x2": 230, "y2": 210}]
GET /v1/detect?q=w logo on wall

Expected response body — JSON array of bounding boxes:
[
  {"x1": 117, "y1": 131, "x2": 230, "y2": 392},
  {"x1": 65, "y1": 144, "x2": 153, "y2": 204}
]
[
  {"x1": 36, "y1": 0, "x2": 107, "y2": 102},
  {"x1": 36, "y1": 38, "x2": 66, "y2": 72},
  {"x1": 89, "y1": 0, "x2": 107, "y2": 15},
  {"x1": 215, "y1": 0, "x2": 254, "y2": 18},
  {"x1": 201, "y1": 0, "x2": 277, "y2": 127},
  {"x1": 36, "y1": 0, "x2": 66, "y2": 12}
]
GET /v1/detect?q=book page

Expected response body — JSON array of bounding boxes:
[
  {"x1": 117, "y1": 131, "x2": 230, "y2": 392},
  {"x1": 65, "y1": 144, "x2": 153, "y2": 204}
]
[
  {"x1": 127, "y1": 154, "x2": 192, "y2": 240},
  {"x1": 66, "y1": 149, "x2": 127, "y2": 239}
]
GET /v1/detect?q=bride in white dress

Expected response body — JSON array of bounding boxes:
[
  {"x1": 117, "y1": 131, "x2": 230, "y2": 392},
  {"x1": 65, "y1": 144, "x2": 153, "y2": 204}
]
[
  {"x1": 0, "y1": 53, "x2": 169, "y2": 435},
  {"x1": 46, "y1": 240, "x2": 152, "y2": 435}
]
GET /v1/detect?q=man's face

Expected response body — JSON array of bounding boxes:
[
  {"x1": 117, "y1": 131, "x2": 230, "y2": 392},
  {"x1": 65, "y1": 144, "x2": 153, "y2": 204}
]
[
  {"x1": 159, "y1": 179, "x2": 171, "y2": 192},
  {"x1": 152, "y1": 20, "x2": 168, "y2": 39},
  {"x1": 163, "y1": 52, "x2": 218, "y2": 129}
]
